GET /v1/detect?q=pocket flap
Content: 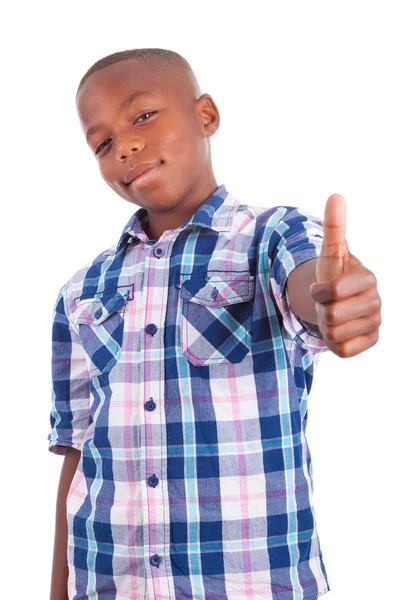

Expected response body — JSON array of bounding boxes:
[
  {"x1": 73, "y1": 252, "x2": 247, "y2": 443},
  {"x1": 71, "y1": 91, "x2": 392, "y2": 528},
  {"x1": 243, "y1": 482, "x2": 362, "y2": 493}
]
[
  {"x1": 180, "y1": 274, "x2": 255, "y2": 306},
  {"x1": 74, "y1": 289, "x2": 130, "y2": 325}
]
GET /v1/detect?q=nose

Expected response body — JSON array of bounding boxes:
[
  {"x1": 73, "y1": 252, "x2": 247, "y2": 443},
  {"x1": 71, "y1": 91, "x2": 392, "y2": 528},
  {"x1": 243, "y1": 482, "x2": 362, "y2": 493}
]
[{"x1": 117, "y1": 137, "x2": 145, "y2": 161}]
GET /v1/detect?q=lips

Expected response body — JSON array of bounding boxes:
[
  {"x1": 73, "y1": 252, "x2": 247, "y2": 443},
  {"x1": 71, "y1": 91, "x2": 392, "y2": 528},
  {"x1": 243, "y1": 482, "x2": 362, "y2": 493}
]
[{"x1": 126, "y1": 161, "x2": 162, "y2": 185}]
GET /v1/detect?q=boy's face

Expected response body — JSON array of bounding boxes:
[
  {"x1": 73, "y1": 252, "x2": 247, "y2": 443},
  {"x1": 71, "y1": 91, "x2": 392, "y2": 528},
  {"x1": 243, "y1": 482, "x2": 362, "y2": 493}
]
[{"x1": 76, "y1": 59, "x2": 219, "y2": 215}]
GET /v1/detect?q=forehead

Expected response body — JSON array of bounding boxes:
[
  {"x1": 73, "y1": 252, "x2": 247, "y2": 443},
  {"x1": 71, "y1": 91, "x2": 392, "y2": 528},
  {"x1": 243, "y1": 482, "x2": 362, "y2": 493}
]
[{"x1": 77, "y1": 59, "x2": 179, "y2": 125}]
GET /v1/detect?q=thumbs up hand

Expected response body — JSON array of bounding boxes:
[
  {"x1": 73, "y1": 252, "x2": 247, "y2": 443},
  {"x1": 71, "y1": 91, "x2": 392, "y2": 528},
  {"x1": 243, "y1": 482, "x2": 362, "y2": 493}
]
[{"x1": 310, "y1": 194, "x2": 382, "y2": 358}]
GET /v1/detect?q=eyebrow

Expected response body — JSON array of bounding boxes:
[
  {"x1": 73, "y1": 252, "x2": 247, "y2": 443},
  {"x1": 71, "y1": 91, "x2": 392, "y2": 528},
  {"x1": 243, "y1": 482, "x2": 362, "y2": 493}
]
[{"x1": 85, "y1": 90, "x2": 154, "y2": 141}]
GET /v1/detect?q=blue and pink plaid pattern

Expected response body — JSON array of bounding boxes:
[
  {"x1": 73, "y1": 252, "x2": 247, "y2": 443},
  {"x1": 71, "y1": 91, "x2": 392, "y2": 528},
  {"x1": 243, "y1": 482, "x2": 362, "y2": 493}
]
[{"x1": 48, "y1": 184, "x2": 331, "y2": 599}]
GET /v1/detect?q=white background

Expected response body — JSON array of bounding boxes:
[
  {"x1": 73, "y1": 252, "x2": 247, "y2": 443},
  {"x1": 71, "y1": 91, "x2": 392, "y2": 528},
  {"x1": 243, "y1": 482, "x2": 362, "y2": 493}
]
[{"x1": 2, "y1": 1, "x2": 398, "y2": 598}]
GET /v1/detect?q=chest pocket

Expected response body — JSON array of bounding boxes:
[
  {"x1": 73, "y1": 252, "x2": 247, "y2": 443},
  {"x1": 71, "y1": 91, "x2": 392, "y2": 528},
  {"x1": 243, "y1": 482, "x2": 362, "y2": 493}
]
[
  {"x1": 73, "y1": 289, "x2": 130, "y2": 377},
  {"x1": 179, "y1": 274, "x2": 255, "y2": 366}
]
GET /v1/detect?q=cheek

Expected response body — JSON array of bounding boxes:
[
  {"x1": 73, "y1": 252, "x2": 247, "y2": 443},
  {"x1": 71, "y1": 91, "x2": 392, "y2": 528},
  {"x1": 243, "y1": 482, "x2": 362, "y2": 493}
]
[
  {"x1": 99, "y1": 160, "x2": 114, "y2": 182},
  {"x1": 161, "y1": 124, "x2": 204, "y2": 166}
]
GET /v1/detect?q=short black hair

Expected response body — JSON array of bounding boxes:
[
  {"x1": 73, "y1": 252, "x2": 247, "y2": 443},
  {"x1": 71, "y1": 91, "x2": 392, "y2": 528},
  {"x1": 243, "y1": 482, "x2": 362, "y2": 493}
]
[{"x1": 76, "y1": 47, "x2": 202, "y2": 99}]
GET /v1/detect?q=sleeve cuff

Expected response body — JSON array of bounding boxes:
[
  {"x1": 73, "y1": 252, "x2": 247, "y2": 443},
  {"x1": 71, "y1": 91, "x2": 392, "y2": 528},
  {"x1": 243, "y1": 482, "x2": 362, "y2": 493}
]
[
  {"x1": 284, "y1": 285, "x2": 329, "y2": 353},
  {"x1": 48, "y1": 438, "x2": 83, "y2": 455}
]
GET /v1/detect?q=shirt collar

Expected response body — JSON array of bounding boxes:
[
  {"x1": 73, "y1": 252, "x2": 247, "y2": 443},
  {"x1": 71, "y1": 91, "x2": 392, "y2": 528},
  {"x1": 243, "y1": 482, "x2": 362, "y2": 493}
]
[{"x1": 115, "y1": 184, "x2": 239, "y2": 252}]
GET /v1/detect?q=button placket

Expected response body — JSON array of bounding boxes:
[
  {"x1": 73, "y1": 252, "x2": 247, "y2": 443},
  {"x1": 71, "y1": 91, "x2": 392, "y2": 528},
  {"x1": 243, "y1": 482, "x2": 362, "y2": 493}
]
[{"x1": 142, "y1": 239, "x2": 172, "y2": 584}]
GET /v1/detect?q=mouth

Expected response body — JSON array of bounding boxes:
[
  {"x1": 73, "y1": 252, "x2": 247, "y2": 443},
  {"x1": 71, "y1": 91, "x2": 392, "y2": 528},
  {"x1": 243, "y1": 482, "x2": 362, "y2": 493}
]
[{"x1": 127, "y1": 161, "x2": 163, "y2": 189}]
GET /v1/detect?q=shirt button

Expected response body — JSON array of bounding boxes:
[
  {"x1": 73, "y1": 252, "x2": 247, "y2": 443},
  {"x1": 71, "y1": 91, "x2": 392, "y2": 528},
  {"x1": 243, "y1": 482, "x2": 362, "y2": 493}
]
[
  {"x1": 145, "y1": 323, "x2": 157, "y2": 336},
  {"x1": 153, "y1": 246, "x2": 164, "y2": 258},
  {"x1": 148, "y1": 474, "x2": 159, "y2": 487},
  {"x1": 94, "y1": 308, "x2": 103, "y2": 319},
  {"x1": 150, "y1": 553, "x2": 161, "y2": 567},
  {"x1": 145, "y1": 399, "x2": 156, "y2": 411},
  {"x1": 210, "y1": 287, "x2": 218, "y2": 300}
]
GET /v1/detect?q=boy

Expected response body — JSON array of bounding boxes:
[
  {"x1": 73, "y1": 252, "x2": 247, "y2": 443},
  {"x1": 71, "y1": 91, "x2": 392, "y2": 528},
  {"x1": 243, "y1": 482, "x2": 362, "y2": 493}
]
[{"x1": 48, "y1": 48, "x2": 381, "y2": 600}]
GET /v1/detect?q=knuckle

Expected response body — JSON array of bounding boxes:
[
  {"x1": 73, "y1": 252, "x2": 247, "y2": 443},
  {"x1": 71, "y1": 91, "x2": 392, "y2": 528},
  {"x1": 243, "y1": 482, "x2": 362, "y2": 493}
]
[
  {"x1": 364, "y1": 290, "x2": 381, "y2": 313},
  {"x1": 331, "y1": 280, "x2": 342, "y2": 301},
  {"x1": 338, "y1": 345, "x2": 350, "y2": 358},
  {"x1": 324, "y1": 305, "x2": 336, "y2": 324},
  {"x1": 373, "y1": 312, "x2": 382, "y2": 327},
  {"x1": 373, "y1": 294, "x2": 382, "y2": 310},
  {"x1": 370, "y1": 329, "x2": 380, "y2": 346},
  {"x1": 325, "y1": 327, "x2": 338, "y2": 343},
  {"x1": 367, "y1": 271, "x2": 378, "y2": 287},
  {"x1": 324, "y1": 327, "x2": 335, "y2": 342}
]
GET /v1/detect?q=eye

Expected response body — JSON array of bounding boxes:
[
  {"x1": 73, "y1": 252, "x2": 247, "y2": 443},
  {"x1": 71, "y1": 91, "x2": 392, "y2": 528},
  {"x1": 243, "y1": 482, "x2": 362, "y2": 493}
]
[
  {"x1": 95, "y1": 138, "x2": 111, "y2": 156},
  {"x1": 135, "y1": 111, "x2": 156, "y2": 123}
]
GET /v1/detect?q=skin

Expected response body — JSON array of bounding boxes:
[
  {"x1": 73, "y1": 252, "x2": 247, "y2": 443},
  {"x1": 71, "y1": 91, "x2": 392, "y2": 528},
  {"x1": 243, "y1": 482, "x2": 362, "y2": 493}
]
[
  {"x1": 76, "y1": 59, "x2": 220, "y2": 241},
  {"x1": 49, "y1": 447, "x2": 81, "y2": 600}
]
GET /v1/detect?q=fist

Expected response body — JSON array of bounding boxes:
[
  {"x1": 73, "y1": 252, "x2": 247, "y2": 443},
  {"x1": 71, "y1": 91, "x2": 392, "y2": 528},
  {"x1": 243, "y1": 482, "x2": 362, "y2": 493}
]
[{"x1": 310, "y1": 194, "x2": 382, "y2": 358}]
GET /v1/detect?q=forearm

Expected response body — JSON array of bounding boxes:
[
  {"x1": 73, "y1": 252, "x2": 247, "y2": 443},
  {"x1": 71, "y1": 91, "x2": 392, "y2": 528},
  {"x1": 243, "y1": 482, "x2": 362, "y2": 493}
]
[
  {"x1": 49, "y1": 447, "x2": 81, "y2": 600},
  {"x1": 286, "y1": 258, "x2": 319, "y2": 324}
]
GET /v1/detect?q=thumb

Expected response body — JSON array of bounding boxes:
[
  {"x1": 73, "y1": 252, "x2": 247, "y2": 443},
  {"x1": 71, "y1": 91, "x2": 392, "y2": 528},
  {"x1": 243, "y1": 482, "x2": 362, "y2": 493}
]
[
  {"x1": 321, "y1": 193, "x2": 347, "y2": 257},
  {"x1": 316, "y1": 194, "x2": 348, "y2": 283}
]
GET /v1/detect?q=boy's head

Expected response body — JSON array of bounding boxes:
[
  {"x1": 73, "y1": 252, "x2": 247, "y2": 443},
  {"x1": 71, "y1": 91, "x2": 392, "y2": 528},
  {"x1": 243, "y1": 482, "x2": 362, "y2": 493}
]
[{"x1": 76, "y1": 48, "x2": 220, "y2": 239}]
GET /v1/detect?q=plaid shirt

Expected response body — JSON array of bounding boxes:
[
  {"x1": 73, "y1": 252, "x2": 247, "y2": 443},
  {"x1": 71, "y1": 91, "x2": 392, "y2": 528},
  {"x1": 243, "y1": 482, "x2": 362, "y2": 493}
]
[{"x1": 48, "y1": 184, "x2": 331, "y2": 600}]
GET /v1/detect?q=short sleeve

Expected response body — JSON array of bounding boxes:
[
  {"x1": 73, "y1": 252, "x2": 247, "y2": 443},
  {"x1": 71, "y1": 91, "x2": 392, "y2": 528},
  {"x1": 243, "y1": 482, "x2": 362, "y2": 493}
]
[
  {"x1": 47, "y1": 284, "x2": 91, "y2": 455},
  {"x1": 268, "y1": 207, "x2": 329, "y2": 353}
]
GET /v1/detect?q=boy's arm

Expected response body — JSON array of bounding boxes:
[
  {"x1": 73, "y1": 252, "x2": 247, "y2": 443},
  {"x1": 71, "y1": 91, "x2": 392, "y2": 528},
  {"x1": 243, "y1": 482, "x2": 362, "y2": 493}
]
[
  {"x1": 287, "y1": 258, "x2": 319, "y2": 324},
  {"x1": 49, "y1": 447, "x2": 81, "y2": 600}
]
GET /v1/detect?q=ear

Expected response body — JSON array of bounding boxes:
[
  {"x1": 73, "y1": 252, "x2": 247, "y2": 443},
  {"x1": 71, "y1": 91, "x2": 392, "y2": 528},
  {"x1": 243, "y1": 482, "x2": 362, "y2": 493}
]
[{"x1": 195, "y1": 93, "x2": 220, "y2": 137}]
